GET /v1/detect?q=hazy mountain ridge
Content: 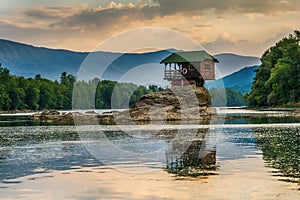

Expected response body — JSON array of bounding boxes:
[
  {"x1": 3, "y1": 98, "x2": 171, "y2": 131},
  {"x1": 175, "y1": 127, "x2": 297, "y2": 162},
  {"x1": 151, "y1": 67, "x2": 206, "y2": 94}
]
[
  {"x1": 206, "y1": 65, "x2": 259, "y2": 94},
  {"x1": 214, "y1": 53, "x2": 261, "y2": 78},
  {"x1": 0, "y1": 39, "x2": 259, "y2": 90},
  {"x1": 0, "y1": 39, "x2": 173, "y2": 80},
  {"x1": 0, "y1": 39, "x2": 89, "y2": 79}
]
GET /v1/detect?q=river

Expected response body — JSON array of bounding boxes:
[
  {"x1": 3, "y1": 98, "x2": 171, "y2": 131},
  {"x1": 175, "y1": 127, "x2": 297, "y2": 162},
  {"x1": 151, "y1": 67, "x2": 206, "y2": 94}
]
[{"x1": 0, "y1": 108, "x2": 299, "y2": 199}]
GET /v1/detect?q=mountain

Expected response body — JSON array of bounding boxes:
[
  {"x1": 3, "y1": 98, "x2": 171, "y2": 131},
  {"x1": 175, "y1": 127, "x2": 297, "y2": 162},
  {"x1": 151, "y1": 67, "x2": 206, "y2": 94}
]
[
  {"x1": 206, "y1": 65, "x2": 259, "y2": 94},
  {"x1": 0, "y1": 39, "x2": 88, "y2": 79},
  {"x1": 0, "y1": 39, "x2": 172, "y2": 82},
  {"x1": 214, "y1": 53, "x2": 261, "y2": 78},
  {"x1": 0, "y1": 39, "x2": 260, "y2": 86}
]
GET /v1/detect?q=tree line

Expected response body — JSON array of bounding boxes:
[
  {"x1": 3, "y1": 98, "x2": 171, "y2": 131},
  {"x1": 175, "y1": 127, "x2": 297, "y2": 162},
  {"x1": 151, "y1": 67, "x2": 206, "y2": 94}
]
[
  {"x1": 246, "y1": 30, "x2": 300, "y2": 107},
  {"x1": 0, "y1": 64, "x2": 163, "y2": 111},
  {"x1": 209, "y1": 87, "x2": 246, "y2": 107}
]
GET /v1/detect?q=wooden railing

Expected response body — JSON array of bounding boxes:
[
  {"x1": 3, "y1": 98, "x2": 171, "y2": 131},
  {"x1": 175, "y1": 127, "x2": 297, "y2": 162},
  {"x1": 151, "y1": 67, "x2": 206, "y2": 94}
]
[{"x1": 164, "y1": 70, "x2": 182, "y2": 80}]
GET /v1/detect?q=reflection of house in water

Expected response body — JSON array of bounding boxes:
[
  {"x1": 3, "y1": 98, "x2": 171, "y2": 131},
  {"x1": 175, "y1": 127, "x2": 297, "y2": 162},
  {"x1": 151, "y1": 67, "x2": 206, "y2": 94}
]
[{"x1": 165, "y1": 129, "x2": 217, "y2": 176}]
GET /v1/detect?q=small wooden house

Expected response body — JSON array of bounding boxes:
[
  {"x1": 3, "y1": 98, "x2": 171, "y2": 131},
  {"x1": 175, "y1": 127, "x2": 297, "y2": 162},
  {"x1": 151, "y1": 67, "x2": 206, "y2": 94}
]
[{"x1": 160, "y1": 51, "x2": 219, "y2": 87}]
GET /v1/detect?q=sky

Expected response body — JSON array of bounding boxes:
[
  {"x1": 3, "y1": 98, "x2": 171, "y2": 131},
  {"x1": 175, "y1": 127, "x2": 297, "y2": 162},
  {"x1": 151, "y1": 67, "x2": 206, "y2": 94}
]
[{"x1": 0, "y1": 0, "x2": 299, "y2": 56}]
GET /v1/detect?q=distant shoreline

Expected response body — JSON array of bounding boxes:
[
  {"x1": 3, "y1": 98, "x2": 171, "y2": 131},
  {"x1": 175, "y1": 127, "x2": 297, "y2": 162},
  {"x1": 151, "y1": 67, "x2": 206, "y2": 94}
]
[
  {"x1": 0, "y1": 107, "x2": 299, "y2": 114},
  {"x1": 0, "y1": 107, "x2": 299, "y2": 118}
]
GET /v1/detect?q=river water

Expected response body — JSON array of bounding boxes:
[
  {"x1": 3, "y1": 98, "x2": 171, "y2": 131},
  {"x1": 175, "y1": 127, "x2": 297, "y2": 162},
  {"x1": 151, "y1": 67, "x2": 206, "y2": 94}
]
[{"x1": 0, "y1": 109, "x2": 299, "y2": 199}]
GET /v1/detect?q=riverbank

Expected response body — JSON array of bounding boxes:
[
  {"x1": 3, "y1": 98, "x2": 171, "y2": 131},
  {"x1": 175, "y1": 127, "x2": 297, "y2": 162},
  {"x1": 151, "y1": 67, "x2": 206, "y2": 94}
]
[
  {"x1": 259, "y1": 108, "x2": 300, "y2": 117},
  {"x1": 1, "y1": 106, "x2": 299, "y2": 116},
  {"x1": 0, "y1": 107, "x2": 299, "y2": 126}
]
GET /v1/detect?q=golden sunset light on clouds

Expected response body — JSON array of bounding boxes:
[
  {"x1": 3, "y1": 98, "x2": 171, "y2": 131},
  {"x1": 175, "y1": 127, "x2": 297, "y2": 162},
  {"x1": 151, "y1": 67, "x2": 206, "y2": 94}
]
[{"x1": 1, "y1": 0, "x2": 299, "y2": 56}]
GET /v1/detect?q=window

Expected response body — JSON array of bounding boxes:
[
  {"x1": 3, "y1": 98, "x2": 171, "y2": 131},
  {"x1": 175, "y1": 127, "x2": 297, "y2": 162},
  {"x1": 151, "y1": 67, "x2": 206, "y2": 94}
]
[{"x1": 205, "y1": 64, "x2": 210, "y2": 71}]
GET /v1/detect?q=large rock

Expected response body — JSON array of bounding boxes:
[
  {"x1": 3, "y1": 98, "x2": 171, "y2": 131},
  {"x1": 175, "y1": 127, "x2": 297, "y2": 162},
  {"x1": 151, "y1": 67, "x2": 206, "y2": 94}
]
[
  {"x1": 29, "y1": 110, "x2": 75, "y2": 123},
  {"x1": 29, "y1": 110, "x2": 61, "y2": 120},
  {"x1": 114, "y1": 86, "x2": 215, "y2": 122}
]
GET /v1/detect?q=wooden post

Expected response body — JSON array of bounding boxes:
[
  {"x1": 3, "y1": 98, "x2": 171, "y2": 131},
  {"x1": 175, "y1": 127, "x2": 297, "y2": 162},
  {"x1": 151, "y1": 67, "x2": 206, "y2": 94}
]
[
  {"x1": 164, "y1": 63, "x2": 166, "y2": 79},
  {"x1": 175, "y1": 63, "x2": 177, "y2": 79},
  {"x1": 169, "y1": 63, "x2": 172, "y2": 79}
]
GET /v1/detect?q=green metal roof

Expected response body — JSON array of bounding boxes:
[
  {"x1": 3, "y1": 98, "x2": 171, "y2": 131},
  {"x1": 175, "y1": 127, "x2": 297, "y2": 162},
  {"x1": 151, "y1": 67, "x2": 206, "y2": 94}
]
[{"x1": 160, "y1": 50, "x2": 219, "y2": 63}]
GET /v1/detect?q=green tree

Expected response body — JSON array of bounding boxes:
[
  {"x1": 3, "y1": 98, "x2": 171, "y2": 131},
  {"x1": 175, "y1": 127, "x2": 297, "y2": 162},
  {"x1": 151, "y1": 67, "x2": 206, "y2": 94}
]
[
  {"x1": 0, "y1": 84, "x2": 11, "y2": 110},
  {"x1": 209, "y1": 87, "x2": 245, "y2": 107},
  {"x1": 247, "y1": 30, "x2": 300, "y2": 107},
  {"x1": 0, "y1": 63, "x2": 161, "y2": 111},
  {"x1": 38, "y1": 82, "x2": 55, "y2": 109},
  {"x1": 24, "y1": 85, "x2": 40, "y2": 110},
  {"x1": 7, "y1": 77, "x2": 25, "y2": 110}
]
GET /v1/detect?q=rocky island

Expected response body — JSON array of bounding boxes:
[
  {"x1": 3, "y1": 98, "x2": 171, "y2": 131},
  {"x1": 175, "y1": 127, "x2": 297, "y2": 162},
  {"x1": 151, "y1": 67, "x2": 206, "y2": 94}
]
[
  {"x1": 28, "y1": 86, "x2": 215, "y2": 124},
  {"x1": 113, "y1": 86, "x2": 215, "y2": 123}
]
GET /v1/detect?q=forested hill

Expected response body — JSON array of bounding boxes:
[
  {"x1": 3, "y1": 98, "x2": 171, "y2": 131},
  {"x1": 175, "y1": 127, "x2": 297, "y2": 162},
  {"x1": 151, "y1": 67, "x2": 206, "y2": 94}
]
[
  {"x1": 206, "y1": 65, "x2": 259, "y2": 94},
  {"x1": 246, "y1": 30, "x2": 300, "y2": 107},
  {"x1": 213, "y1": 53, "x2": 260, "y2": 78}
]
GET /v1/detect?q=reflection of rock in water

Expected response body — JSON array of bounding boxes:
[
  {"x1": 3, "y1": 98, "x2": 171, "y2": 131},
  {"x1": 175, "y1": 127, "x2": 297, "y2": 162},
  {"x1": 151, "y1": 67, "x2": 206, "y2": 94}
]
[{"x1": 165, "y1": 128, "x2": 217, "y2": 177}]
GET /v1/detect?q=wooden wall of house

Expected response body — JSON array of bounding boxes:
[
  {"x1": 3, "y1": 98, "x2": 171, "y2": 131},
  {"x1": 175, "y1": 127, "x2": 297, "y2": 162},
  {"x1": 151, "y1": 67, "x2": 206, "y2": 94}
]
[{"x1": 199, "y1": 59, "x2": 215, "y2": 80}]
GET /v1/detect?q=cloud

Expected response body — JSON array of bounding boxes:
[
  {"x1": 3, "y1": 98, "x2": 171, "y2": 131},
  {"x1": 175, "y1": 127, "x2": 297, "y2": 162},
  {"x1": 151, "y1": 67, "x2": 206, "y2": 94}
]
[
  {"x1": 0, "y1": 20, "x2": 106, "y2": 51},
  {"x1": 194, "y1": 24, "x2": 213, "y2": 28},
  {"x1": 202, "y1": 31, "x2": 293, "y2": 56},
  {"x1": 49, "y1": 0, "x2": 300, "y2": 30},
  {"x1": 1, "y1": 1, "x2": 299, "y2": 56},
  {"x1": 23, "y1": 5, "x2": 88, "y2": 20},
  {"x1": 50, "y1": 2, "x2": 160, "y2": 29},
  {"x1": 154, "y1": 0, "x2": 300, "y2": 15}
]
